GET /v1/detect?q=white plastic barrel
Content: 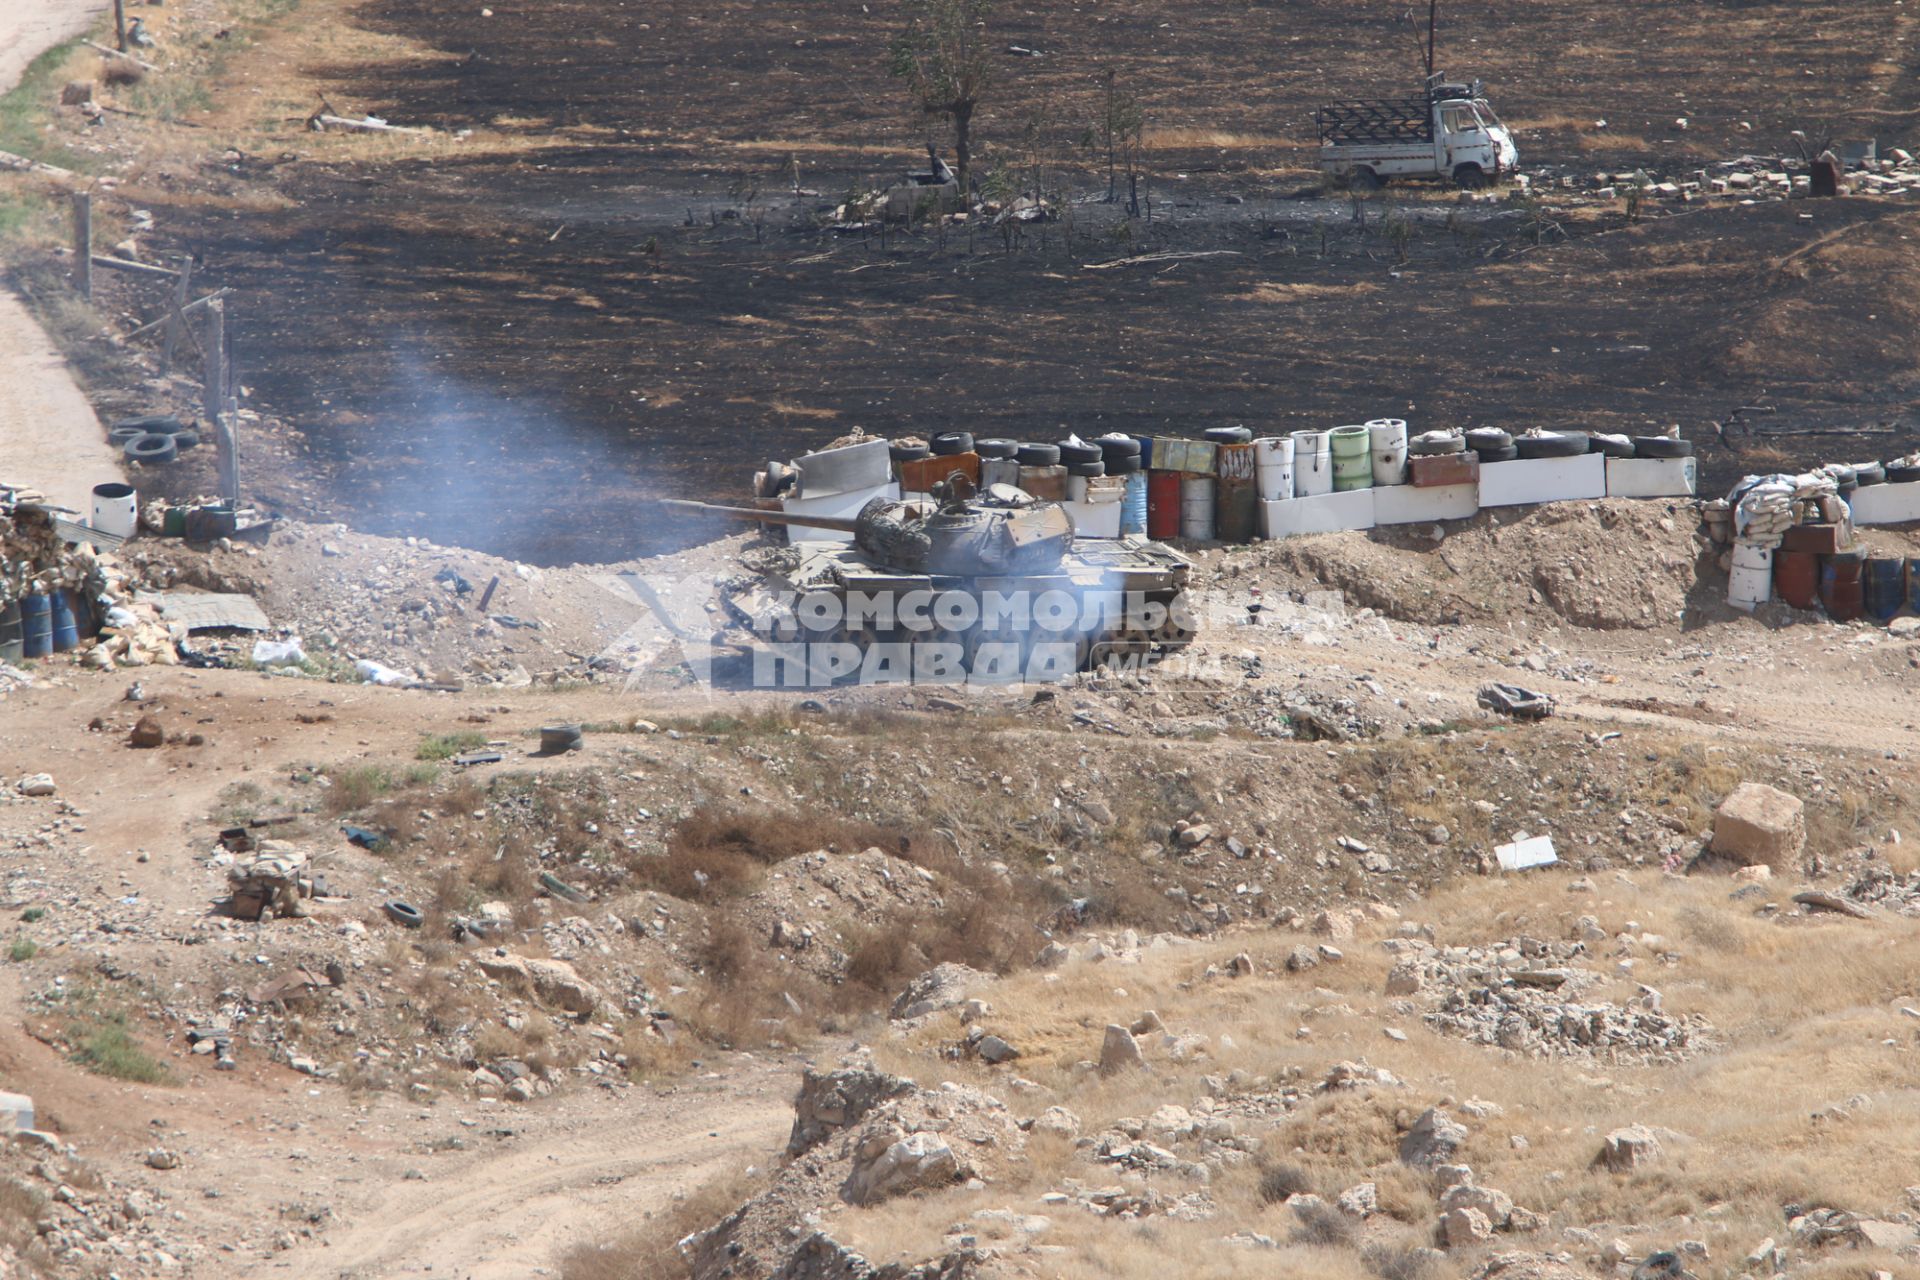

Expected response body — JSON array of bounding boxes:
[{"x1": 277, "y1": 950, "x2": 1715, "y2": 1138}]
[
  {"x1": 1180, "y1": 474, "x2": 1215, "y2": 540},
  {"x1": 1066, "y1": 474, "x2": 1089, "y2": 502},
  {"x1": 1728, "y1": 541, "x2": 1774, "y2": 612},
  {"x1": 1292, "y1": 429, "x2": 1333, "y2": 497},
  {"x1": 1367, "y1": 419, "x2": 1410, "y2": 487},
  {"x1": 90, "y1": 483, "x2": 138, "y2": 538},
  {"x1": 1254, "y1": 437, "x2": 1296, "y2": 501}
]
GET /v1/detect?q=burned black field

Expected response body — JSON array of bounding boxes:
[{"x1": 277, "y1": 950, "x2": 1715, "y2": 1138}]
[{"x1": 160, "y1": 0, "x2": 1920, "y2": 563}]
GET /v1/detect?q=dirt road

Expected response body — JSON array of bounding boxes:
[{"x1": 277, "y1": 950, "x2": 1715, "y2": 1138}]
[{"x1": 0, "y1": 0, "x2": 122, "y2": 516}]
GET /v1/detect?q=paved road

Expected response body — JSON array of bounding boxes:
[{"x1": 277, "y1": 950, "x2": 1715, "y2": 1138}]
[{"x1": 0, "y1": 0, "x2": 123, "y2": 516}]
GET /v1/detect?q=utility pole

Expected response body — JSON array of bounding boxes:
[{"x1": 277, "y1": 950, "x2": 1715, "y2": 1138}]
[
  {"x1": 1427, "y1": 0, "x2": 1438, "y2": 79},
  {"x1": 113, "y1": 0, "x2": 126, "y2": 52}
]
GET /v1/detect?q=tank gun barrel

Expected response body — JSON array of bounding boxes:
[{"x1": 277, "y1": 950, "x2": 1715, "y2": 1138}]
[{"x1": 661, "y1": 497, "x2": 862, "y2": 533}]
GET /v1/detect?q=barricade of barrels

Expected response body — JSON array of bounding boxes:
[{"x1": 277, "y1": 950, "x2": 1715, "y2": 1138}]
[{"x1": 0, "y1": 588, "x2": 90, "y2": 663}]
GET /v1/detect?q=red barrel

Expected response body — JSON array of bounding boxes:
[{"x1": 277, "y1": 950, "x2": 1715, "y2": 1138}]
[
  {"x1": 1146, "y1": 472, "x2": 1181, "y2": 540},
  {"x1": 1820, "y1": 552, "x2": 1865, "y2": 622},
  {"x1": 1773, "y1": 550, "x2": 1819, "y2": 610}
]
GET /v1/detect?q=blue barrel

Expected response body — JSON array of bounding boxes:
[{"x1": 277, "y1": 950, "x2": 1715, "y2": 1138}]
[
  {"x1": 19, "y1": 594, "x2": 51, "y2": 658},
  {"x1": 1120, "y1": 471, "x2": 1148, "y2": 535},
  {"x1": 0, "y1": 602, "x2": 20, "y2": 665},
  {"x1": 49, "y1": 591, "x2": 79, "y2": 652},
  {"x1": 1864, "y1": 557, "x2": 1905, "y2": 621}
]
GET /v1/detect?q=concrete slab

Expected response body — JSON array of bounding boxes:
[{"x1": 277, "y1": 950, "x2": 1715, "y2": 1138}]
[
  {"x1": 1064, "y1": 498, "x2": 1122, "y2": 538},
  {"x1": 1374, "y1": 482, "x2": 1478, "y2": 525},
  {"x1": 1848, "y1": 481, "x2": 1920, "y2": 526},
  {"x1": 1605, "y1": 456, "x2": 1696, "y2": 499},
  {"x1": 779, "y1": 482, "x2": 899, "y2": 544},
  {"x1": 1479, "y1": 454, "x2": 1605, "y2": 507},
  {"x1": 1261, "y1": 489, "x2": 1377, "y2": 539}
]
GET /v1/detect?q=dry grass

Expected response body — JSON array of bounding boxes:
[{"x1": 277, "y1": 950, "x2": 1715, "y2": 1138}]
[
  {"x1": 562, "y1": 1165, "x2": 771, "y2": 1280},
  {"x1": 839, "y1": 867, "x2": 1920, "y2": 1277}
]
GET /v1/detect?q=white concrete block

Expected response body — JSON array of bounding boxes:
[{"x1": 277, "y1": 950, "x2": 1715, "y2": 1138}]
[
  {"x1": 1064, "y1": 499, "x2": 1123, "y2": 538},
  {"x1": 1261, "y1": 489, "x2": 1377, "y2": 538},
  {"x1": 1373, "y1": 481, "x2": 1478, "y2": 525},
  {"x1": 1605, "y1": 456, "x2": 1696, "y2": 499},
  {"x1": 1478, "y1": 454, "x2": 1606, "y2": 507},
  {"x1": 1848, "y1": 481, "x2": 1920, "y2": 526},
  {"x1": 781, "y1": 481, "x2": 900, "y2": 544}
]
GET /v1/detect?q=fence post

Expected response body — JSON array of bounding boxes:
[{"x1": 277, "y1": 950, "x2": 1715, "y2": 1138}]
[
  {"x1": 161, "y1": 254, "x2": 193, "y2": 372},
  {"x1": 71, "y1": 192, "x2": 91, "y2": 299}
]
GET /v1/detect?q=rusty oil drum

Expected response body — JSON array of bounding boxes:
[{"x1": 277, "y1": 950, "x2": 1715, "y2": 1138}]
[
  {"x1": 1146, "y1": 471, "x2": 1182, "y2": 540},
  {"x1": 1772, "y1": 549, "x2": 1819, "y2": 610},
  {"x1": 1819, "y1": 549, "x2": 1865, "y2": 622}
]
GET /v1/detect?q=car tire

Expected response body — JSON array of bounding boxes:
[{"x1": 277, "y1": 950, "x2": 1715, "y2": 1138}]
[
  {"x1": 1514, "y1": 433, "x2": 1588, "y2": 459},
  {"x1": 1454, "y1": 163, "x2": 1488, "y2": 190},
  {"x1": 930, "y1": 431, "x2": 974, "y2": 457},
  {"x1": 1352, "y1": 168, "x2": 1384, "y2": 192},
  {"x1": 1885, "y1": 465, "x2": 1920, "y2": 484},
  {"x1": 975, "y1": 437, "x2": 1019, "y2": 459},
  {"x1": 889, "y1": 442, "x2": 930, "y2": 462},
  {"x1": 1096, "y1": 435, "x2": 1142, "y2": 462},
  {"x1": 1203, "y1": 426, "x2": 1252, "y2": 445},
  {"x1": 1106, "y1": 454, "x2": 1142, "y2": 475},
  {"x1": 1854, "y1": 462, "x2": 1886, "y2": 486},
  {"x1": 384, "y1": 900, "x2": 425, "y2": 929},
  {"x1": 1057, "y1": 440, "x2": 1104, "y2": 465},
  {"x1": 1464, "y1": 428, "x2": 1512, "y2": 453},
  {"x1": 1632, "y1": 437, "x2": 1693, "y2": 459},
  {"x1": 1015, "y1": 443, "x2": 1060, "y2": 466},
  {"x1": 1409, "y1": 434, "x2": 1466, "y2": 457},
  {"x1": 171, "y1": 430, "x2": 201, "y2": 452},
  {"x1": 125, "y1": 433, "x2": 178, "y2": 464},
  {"x1": 1067, "y1": 460, "x2": 1107, "y2": 477},
  {"x1": 1587, "y1": 433, "x2": 1636, "y2": 459},
  {"x1": 1475, "y1": 444, "x2": 1519, "y2": 463}
]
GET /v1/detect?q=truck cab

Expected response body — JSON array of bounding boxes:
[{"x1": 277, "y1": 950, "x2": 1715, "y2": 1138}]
[{"x1": 1317, "y1": 77, "x2": 1519, "y2": 190}]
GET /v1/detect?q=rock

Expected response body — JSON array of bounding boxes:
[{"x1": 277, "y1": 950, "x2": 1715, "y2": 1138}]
[
  {"x1": 1793, "y1": 891, "x2": 1874, "y2": 920},
  {"x1": 1385, "y1": 960, "x2": 1426, "y2": 995},
  {"x1": 889, "y1": 963, "x2": 991, "y2": 1021},
  {"x1": 1099, "y1": 1024, "x2": 1145, "y2": 1075},
  {"x1": 1285, "y1": 946, "x2": 1319, "y2": 972},
  {"x1": 1227, "y1": 952, "x2": 1254, "y2": 977},
  {"x1": 130, "y1": 715, "x2": 165, "y2": 749},
  {"x1": 1400, "y1": 1107, "x2": 1468, "y2": 1169},
  {"x1": 1711, "y1": 782, "x2": 1805, "y2": 870},
  {"x1": 474, "y1": 953, "x2": 602, "y2": 1015},
  {"x1": 975, "y1": 1035, "x2": 1020, "y2": 1065},
  {"x1": 1130, "y1": 1010, "x2": 1165, "y2": 1036},
  {"x1": 1442, "y1": 1182, "x2": 1514, "y2": 1227},
  {"x1": 1178, "y1": 823, "x2": 1213, "y2": 847},
  {"x1": 1036, "y1": 942, "x2": 1070, "y2": 968},
  {"x1": 506, "y1": 1078, "x2": 536, "y2": 1102},
  {"x1": 1733, "y1": 864, "x2": 1772, "y2": 883},
  {"x1": 1443, "y1": 1205, "x2": 1494, "y2": 1248},
  {"x1": 1336, "y1": 1182, "x2": 1378, "y2": 1217},
  {"x1": 1312, "y1": 910, "x2": 1355, "y2": 940},
  {"x1": 959, "y1": 999, "x2": 992, "y2": 1024},
  {"x1": 14, "y1": 773, "x2": 54, "y2": 797},
  {"x1": 1031, "y1": 1106, "x2": 1080, "y2": 1140},
  {"x1": 145, "y1": 1149, "x2": 180, "y2": 1170},
  {"x1": 1595, "y1": 1125, "x2": 1663, "y2": 1172},
  {"x1": 0, "y1": 1090, "x2": 35, "y2": 1132},
  {"x1": 844, "y1": 1130, "x2": 960, "y2": 1205},
  {"x1": 789, "y1": 1063, "x2": 916, "y2": 1155}
]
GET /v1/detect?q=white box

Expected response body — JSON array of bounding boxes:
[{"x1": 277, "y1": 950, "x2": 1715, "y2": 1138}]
[
  {"x1": 1260, "y1": 488, "x2": 1377, "y2": 538},
  {"x1": 793, "y1": 438, "x2": 890, "y2": 497},
  {"x1": 1605, "y1": 456, "x2": 1696, "y2": 499},
  {"x1": 1478, "y1": 454, "x2": 1606, "y2": 507},
  {"x1": 1373, "y1": 481, "x2": 1478, "y2": 525},
  {"x1": 1848, "y1": 481, "x2": 1920, "y2": 526},
  {"x1": 1063, "y1": 499, "x2": 1123, "y2": 538},
  {"x1": 780, "y1": 481, "x2": 900, "y2": 544}
]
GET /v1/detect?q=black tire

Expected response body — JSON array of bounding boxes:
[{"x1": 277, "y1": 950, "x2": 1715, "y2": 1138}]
[
  {"x1": 125, "y1": 433, "x2": 178, "y2": 464},
  {"x1": 1886, "y1": 465, "x2": 1920, "y2": 484},
  {"x1": 1351, "y1": 168, "x2": 1384, "y2": 192},
  {"x1": 384, "y1": 900, "x2": 425, "y2": 929},
  {"x1": 1854, "y1": 462, "x2": 1886, "y2": 487},
  {"x1": 1056, "y1": 440, "x2": 1104, "y2": 465},
  {"x1": 1514, "y1": 433, "x2": 1588, "y2": 459},
  {"x1": 975, "y1": 437, "x2": 1018, "y2": 460},
  {"x1": 171, "y1": 430, "x2": 200, "y2": 452},
  {"x1": 107, "y1": 425, "x2": 148, "y2": 446},
  {"x1": 1096, "y1": 435, "x2": 1142, "y2": 461},
  {"x1": 1587, "y1": 434, "x2": 1636, "y2": 459},
  {"x1": 889, "y1": 442, "x2": 930, "y2": 462},
  {"x1": 929, "y1": 431, "x2": 974, "y2": 457},
  {"x1": 1409, "y1": 434, "x2": 1466, "y2": 457},
  {"x1": 1067, "y1": 460, "x2": 1107, "y2": 477},
  {"x1": 1015, "y1": 443, "x2": 1060, "y2": 466},
  {"x1": 1203, "y1": 426, "x2": 1252, "y2": 445},
  {"x1": 1464, "y1": 428, "x2": 1512, "y2": 452},
  {"x1": 1632, "y1": 437, "x2": 1693, "y2": 459},
  {"x1": 111, "y1": 414, "x2": 187, "y2": 433},
  {"x1": 1106, "y1": 454, "x2": 1142, "y2": 475},
  {"x1": 1454, "y1": 163, "x2": 1488, "y2": 190},
  {"x1": 1476, "y1": 444, "x2": 1519, "y2": 463}
]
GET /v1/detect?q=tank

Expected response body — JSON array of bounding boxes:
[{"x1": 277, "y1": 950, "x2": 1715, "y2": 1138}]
[{"x1": 664, "y1": 480, "x2": 1197, "y2": 682}]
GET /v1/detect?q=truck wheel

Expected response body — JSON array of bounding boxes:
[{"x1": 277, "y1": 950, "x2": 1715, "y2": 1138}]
[
  {"x1": 1454, "y1": 164, "x2": 1488, "y2": 190},
  {"x1": 1351, "y1": 168, "x2": 1383, "y2": 192}
]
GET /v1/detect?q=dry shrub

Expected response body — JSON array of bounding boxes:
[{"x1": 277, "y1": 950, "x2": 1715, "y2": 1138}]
[
  {"x1": 562, "y1": 1166, "x2": 769, "y2": 1280},
  {"x1": 1258, "y1": 1161, "x2": 1315, "y2": 1205},
  {"x1": 634, "y1": 805, "x2": 921, "y2": 902},
  {"x1": 1289, "y1": 1201, "x2": 1356, "y2": 1249},
  {"x1": 1362, "y1": 1242, "x2": 1442, "y2": 1280},
  {"x1": 102, "y1": 61, "x2": 144, "y2": 87},
  {"x1": 696, "y1": 916, "x2": 756, "y2": 987}
]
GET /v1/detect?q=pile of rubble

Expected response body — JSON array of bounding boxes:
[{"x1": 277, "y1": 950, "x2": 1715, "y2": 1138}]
[
  {"x1": 1384, "y1": 934, "x2": 1714, "y2": 1063},
  {"x1": 0, "y1": 1132, "x2": 195, "y2": 1277}
]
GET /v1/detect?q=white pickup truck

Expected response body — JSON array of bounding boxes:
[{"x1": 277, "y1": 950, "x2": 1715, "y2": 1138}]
[{"x1": 1317, "y1": 77, "x2": 1518, "y2": 190}]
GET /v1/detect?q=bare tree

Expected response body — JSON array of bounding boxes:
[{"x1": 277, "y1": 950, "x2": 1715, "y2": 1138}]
[
  {"x1": 888, "y1": 0, "x2": 993, "y2": 196},
  {"x1": 1094, "y1": 67, "x2": 1144, "y2": 208}
]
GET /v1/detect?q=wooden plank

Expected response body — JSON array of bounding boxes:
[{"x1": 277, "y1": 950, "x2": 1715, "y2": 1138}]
[
  {"x1": 161, "y1": 255, "x2": 193, "y2": 371},
  {"x1": 82, "y1": 39, "x2": 157, "y2": 71},
  {"x1": 125, "y1": 286, "x2": 228, "y2": 340},
  {"x1": 91, "y1": 254, "x2": 180, "y2": 279},
  {"x1": 72, "y1": 193, "x2": 91, "y2": 300}
]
